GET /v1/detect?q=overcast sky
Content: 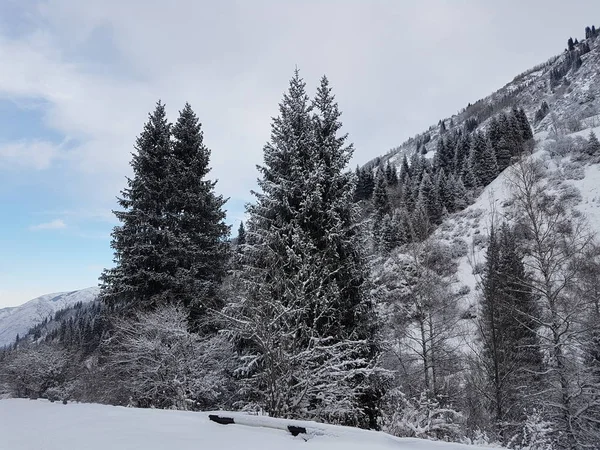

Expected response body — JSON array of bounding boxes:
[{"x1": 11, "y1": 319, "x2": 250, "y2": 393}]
[{"x1": 0, "y1": 0, "x2": 598, "y2": 307}]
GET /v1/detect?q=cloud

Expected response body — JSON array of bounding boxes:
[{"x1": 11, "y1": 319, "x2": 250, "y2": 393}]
[
  {"x1": 29, "y1": 219, "x2": 67, "y2": 231},
  {"x1": 0, "y1": 0, "x2": 598, "y2": 215},
  {"x1": 0, "y1": 140, "x2": 61, "y2": 170}
]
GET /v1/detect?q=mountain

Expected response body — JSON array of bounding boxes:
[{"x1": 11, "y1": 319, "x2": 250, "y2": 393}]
[
  {"x1": 0, "y1": 399, "x2": 492, "y2": 450},
  {"x1": 369, "y1": 28, "x2": 600, "y2": 170},
  {"x1": 0, "y1": 287, "x2": 99, "y2": 348}
]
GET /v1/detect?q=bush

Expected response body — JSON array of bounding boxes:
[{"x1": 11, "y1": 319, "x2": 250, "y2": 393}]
[
  {"x1": 1, "y1": 344, "x2": 68, "y2": 399},
  {"x1": 101, "y1": 305, "x2": 235, "y2": 410}
]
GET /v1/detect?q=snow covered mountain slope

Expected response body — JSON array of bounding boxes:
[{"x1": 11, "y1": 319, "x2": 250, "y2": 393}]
[
  {"x1": 0, "y1": 287, "x2": 99, "y2": 348},
  {"x1": 370, "y1": 27, "x2": 600, "y2": 170},
  {"x1": 0, "y1": 399, "x2": 496, "y2": 450},
  {"x1": 422, "y1": 125, "x2": 600, "y2": 316}
]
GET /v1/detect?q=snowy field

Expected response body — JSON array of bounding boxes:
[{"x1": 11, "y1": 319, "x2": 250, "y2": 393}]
[{"x1": 0, "y1": 399, "x2": 494, "y2": 450}]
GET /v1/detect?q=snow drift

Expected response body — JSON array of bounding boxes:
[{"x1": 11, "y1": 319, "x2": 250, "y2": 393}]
[{"x1": 0, "y1": 399, "x2": 496, "y2": 450}]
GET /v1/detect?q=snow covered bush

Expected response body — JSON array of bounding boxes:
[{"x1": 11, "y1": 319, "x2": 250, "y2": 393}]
[
  {"x1": 512, "y1": 409, "x2": 555, "y2": 450},
  {"x1": 382, "y1": 389, "x2": 463, "y2": 441},
  {"x1": 102, "y1": 305, "x2": 234, "y2": 410},
  {"x1": 1, "y1": 344, "x2": 68, "y2": 399}
]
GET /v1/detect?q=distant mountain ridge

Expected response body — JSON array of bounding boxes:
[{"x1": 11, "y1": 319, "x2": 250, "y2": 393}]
[{"x1": 0, "y1": 287, "x2": 99, "y2": 348}]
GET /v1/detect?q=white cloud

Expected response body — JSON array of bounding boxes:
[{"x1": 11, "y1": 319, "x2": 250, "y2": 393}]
[
  {"x1": 0, "y1": 140, "x2": 61, "y2": 170},
  {"x1": 29, "y1": 219, "x2": 67, "y2": 231}
]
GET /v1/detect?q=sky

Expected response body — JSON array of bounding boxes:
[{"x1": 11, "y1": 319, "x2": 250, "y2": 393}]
[{"x1": 0, "y1": 0, "x2": 598, "y2": 308}]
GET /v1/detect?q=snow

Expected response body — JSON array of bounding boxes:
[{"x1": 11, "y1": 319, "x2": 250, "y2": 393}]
[
  {"x1": 0, "y1": 399, "x2": 495, "y2": 450},
  {"x1": 0, "y1": 287, "x2": 99, "y2": 348}
]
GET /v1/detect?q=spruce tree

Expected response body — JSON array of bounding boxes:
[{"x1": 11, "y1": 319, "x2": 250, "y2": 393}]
[
  {"x1": 385, "y1": 162, "x2": 399, "y2": 187},
  {"x1": 494, "y1": 136, "x2": 512, "y2": 172},
  {"x1": 417, "y1": 172, "x2": 442, "y2": 225},
  {"x1": 169, "y1": 103, "x2": 230, "y2": 320},
  {"x1": 587, "y1": 131, "x2": 600, "y2": 156},
  {"x1": 372, "y1": 169, "x2": 390, "y2": 242},
  {"x1": 453, "y1": 134, "x2": 471, "y2": 176},
  {"x1": 479, "y1": 224, "x2": 542, "y2": 442},
  {"x1": 230, "y1": 72, "x2": 380, "y2": 426},
  {"x1": 399, "y1": 154, "x2": 411, "y2": 185},
  {"x1": 236, "y1": 221, "x2": 246, "y2": 246},
  {"x1": 470, "y1": 134, "x2": 498, "y2": 187},
  {"x1": 100, "y1": 102, "x2": 229, "y2": 322},
  {"x1": 461, "y1": 159, "x2": 477, "y2": 191},
  {"x1": 100, "y1": 101, "x2": 175, "y2": 310}
]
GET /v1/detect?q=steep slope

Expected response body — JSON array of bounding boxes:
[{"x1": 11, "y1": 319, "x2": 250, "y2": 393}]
[
  {"x1": 0, "y1": 287, "x2": 99, "y2": 348},
  {"x1": 0, "y1": 399, "x2": 495, "y2": 450},
  {"x1": 368, "y1": 27, "x2": 600, "y2": 170},
  {"x1": 432, "y1": 125, "x2": 600, "y2": 313}
]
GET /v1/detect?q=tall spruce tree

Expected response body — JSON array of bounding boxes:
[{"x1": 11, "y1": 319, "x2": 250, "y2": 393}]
[
  {"x1": 100, "y1": 102, "x2": 175, "y2": 310},
  {"x1": 229, "y1": 72, "x2": 380, "y2": 426},
  {"x1": 372, "y1": 169, "x2": 391, "y2": 244},
  {"x1": 169, "y1": 103, "x2": 230, "y2": 321},
  {"x1": 479, "y1": 224, "x2": 542, "y2": 443}
]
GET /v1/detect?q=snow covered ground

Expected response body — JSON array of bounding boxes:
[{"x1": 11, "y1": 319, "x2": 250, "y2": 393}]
[{"x1": 0, "y1": 399, "x2": 495, "y2": 450}]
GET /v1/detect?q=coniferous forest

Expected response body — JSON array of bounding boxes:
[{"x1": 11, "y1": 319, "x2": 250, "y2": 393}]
[{"x1": 4, "y1": 26, "x2": 600, "y2": 450}]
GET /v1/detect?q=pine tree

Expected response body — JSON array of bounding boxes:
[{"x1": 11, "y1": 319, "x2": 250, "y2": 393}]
[
  {"x1": 461, "y1": 158, "x2": 477, "y2": 191},
  {"x1": 479, "y1": 224, "x2": 542, "y2": 442},
  {"x1": 453, "y1": 134, "x2": 471, "y2": 176},
  {"x1": 410, "y1": 204, "x2": 430, "y2": 242},
  {"x1": 354, "y1": 166, "x2": 375, "y2": 201},
  {"x1": 587, "y1": 131, "x2": 600, "y2": 156},
  {"x1": 100, "y1": 101, "x2": 176, "y2": 310},
  {"x1": 434, "y1": 137, "x2": 454, "y2": 172},
  {"x1": 453, "y1": 177, "x2": 469, "y2": 210},
  {"x1": 373, "y1": 169, "x2": 391, "y2": 242},
  {"x1": 470, "y1": 135, "x2": 498, "y2": 187},
  {"x1": 229, "y1": 73, "x2": 380, "y2": 426},
  {"x1": 237, "y1": 221, "x2": 246, "y2": 246},
  {"x1": 494, "y1": 136, "x2": 512, "y2": 172},
  {"x1": 435, "y1": 168, "x2": 453, "y2": 213},
  {"x1": 418, "y1": 172, "x2": 442, "y2": 225},
  {"x1": 169, "y1": 103, "x2": 230, "y2": 321},
  {"x1": 385, "y1": 162, "x2": 399, "y2": 187},
  {"x1": 514, "y1": 108, "x2": 533, "y2": 142},
  {"x1": 399, "y1": 154, "x2": 411, "y2": 185}
]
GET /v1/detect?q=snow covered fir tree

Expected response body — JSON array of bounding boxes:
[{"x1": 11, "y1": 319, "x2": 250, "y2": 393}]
[
  {"x1": 225, "y1": 72, "x2": 381, "y2": 428},
  {"x1": 4, "y1": 22, "x2": 600, "y2": 450}
]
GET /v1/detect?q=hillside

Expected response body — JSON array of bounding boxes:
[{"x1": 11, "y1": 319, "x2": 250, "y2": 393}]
[
  {"x1": 370, "y1": 27, "x2": 600, "y2": 170},
  {"x1": 366, "y1": 26, "x2": 600, "y2": 314},
  {"x1": 0, "y1": 287, "x2": 99, "y2": 348},
  {"x1": 0, "y1": 399, "x2": 495, "y2": 450}
]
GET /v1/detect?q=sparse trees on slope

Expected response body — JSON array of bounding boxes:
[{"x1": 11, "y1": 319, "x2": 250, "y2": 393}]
[
  {"x1": 226, "y1": 72, "x2": 380, "y2": 427},
  {"x1": 507, "y1": 157, "x2": 597, "y2": 448},
  {"x1": 376, "y1": 240, "x2": 465, "y2": 438}
]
